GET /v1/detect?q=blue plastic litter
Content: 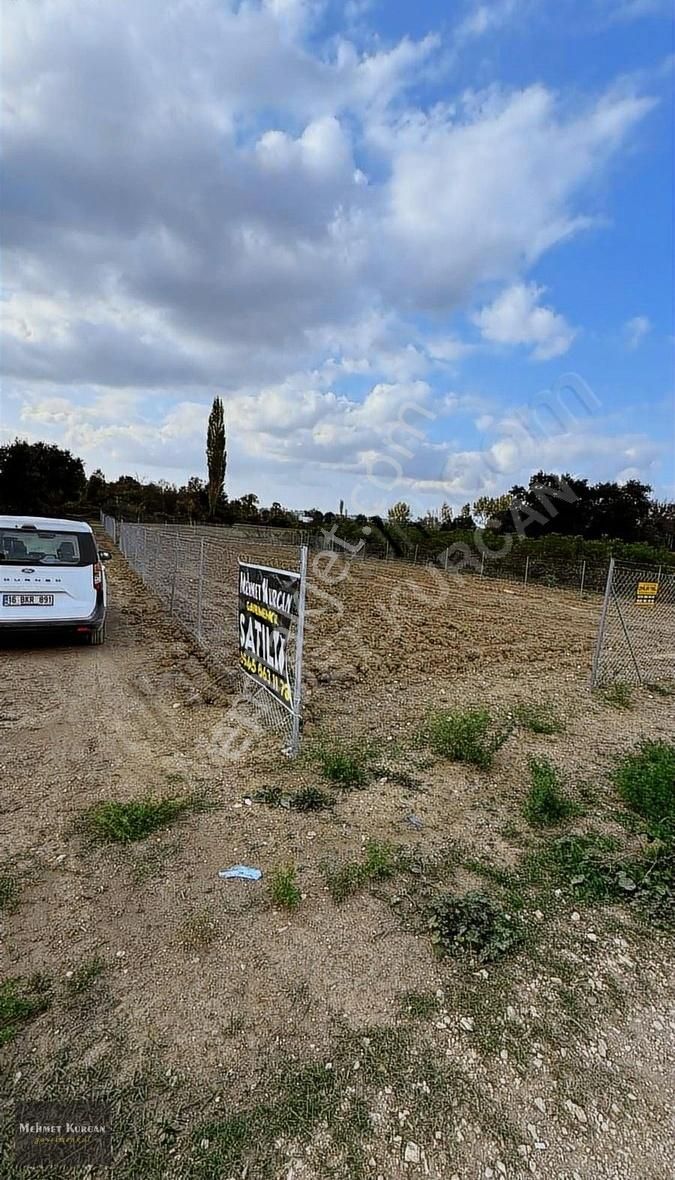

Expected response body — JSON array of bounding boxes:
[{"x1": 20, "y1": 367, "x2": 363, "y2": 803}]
[{"x1": 218, "y1": 865, "x2": 262, "y2": 881}]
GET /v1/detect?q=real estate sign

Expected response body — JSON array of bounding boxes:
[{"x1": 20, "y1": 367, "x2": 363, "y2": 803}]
[{"x1": 238, "y1": 561, "x2": 300, "y2": 710}]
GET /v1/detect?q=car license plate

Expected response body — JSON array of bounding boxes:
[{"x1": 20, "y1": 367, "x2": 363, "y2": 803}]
[{"x1": 2, "y1": 593, "x2": 55, "y2": 607}]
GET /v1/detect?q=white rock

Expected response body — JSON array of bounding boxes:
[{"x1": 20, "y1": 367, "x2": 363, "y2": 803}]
[
  {"x1": 597, "y1": 1039, "x2": 607, "y2": 1058},
  {"x1": 460, "y1": 1016, "x2": 475, "y2": 1032},
  {"x1": 587, "y1": 932, "x2": 598, "y2": 943},
  {"x1": 534, "y1": 1098, "x2": 546, "y2": 1114},
  {"x1": 565, "y1": 1100, "x2": 587, "y2": 1124},
  {"x1": 404, "y1": 1141, "x2": 420, "y2": 1165},
  {"x1": 571, "y1": 911, "x2": 581, "y2": 922}
]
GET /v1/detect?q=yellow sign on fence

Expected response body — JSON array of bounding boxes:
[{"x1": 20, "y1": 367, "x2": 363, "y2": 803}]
[{"x1": 636, "y1": 580, "x2": 659, "y2": 604}]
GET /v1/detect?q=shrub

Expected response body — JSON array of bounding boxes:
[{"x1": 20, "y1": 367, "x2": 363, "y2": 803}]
[
  {"x1": 0, "y1": 975, "x2": 51, "y2": 1045},
  {"x1": 418, "y1": 708, "x2": 512, "y2": 769},
  {"x1": 268, "y1": 863, "x2": 302, "y2": 911},
  {"x1": 81, "y1": 796, "x2": 196, "y2": 843},
  {"x1": 523, "y1": 758, "x2": 576, "y2": 827},
  {"x1": 515, "y1": 703, "x2": 564, "y2": 735},
  {"x1": 428, "y1": 892, "x2": 521, "y2": 961},
  {"x1": 612, "y1": 740, "x2": 675, "y2": 834}
]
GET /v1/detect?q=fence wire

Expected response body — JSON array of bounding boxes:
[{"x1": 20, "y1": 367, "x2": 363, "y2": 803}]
[
  {"x1": 115, "y1": 521, "x2": 304, "y2": 751},
  {"x1": 591, "y1": 560, "x2": 675, "y2": 687}
]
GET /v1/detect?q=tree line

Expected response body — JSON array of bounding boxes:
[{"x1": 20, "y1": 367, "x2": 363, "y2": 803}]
[{"x1": 0, "y1": 434, "x2": 673, "y2": 565}]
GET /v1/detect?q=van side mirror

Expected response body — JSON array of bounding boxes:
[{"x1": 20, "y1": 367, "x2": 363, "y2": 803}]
[{"x1": 99, "y1": 550, "x2": 112, "y2": 562}]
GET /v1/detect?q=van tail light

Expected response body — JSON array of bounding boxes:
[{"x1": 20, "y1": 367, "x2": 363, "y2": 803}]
[{"x1": 93, "y1": 562, "x2": 103, "y2": 590}]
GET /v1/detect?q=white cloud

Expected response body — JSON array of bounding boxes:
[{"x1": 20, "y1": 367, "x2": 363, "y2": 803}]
[
  {"x1": 473, "y1": 283, "x2": 576, "y2": 359},
  {"x1": 0, "y1": 0, "x2": 661, "y2": 504},
  {"x1": 456, "y1": 0, "x2": 523, "y2": 41},
  {"x1": 623, "y1": 315, "x2": 652, "y2": 349}
]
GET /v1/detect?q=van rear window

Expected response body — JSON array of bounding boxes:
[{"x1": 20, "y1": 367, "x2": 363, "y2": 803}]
[{"x1": 0, "y1": 528, "x2": 97, "y2": 566}]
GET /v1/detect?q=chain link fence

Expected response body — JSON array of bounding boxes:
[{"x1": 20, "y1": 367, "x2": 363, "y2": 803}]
[
  {"x1": 101, "y1": 518, "x2": 674, "y2": 756},
  {"x1": 114, "y1": 521, "x2": 306, "y2": 753},
  {"x1": 591, "y1": 559, "x2": 675, "y2": 687}
]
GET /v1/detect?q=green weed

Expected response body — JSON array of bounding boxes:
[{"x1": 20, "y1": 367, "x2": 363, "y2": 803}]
[
  {"x1": 515, "y1": 703, "x2": 565, "y2": 734},
  {"x1": 0, "y1": 876, "x2": 19, "y2": 915},
  {"x1": 268, "y1": 863, "x2": 302, "y2": 910},
  {"x1": 600, "y1": 682, "x2": 633, "y2": 710},
  {"x1": 428, "y1": 891, "x2": 522, "y2": 961},
  {"x1": 523, "y1": 757, "x2": 577, "y2": 827},
  {"x1": 0, "y1": 974, "x2": 51, "y2": 1045},
  {"x1": 307, "y1": 737, "x2": 373, "y2": 787},
  {"x1": 612, "y1": 739, "x2": 675, "y2": 834},
  {"x1": 417, "y1": 708, "x2": 512, "y2": 769},
  {"x1": 291, "y1": 785, "x2": 333, "y2": 811},
  {"x1": 80, "y1": 795, "x2": 199, "y2": 844},
  {"x1": 399, "y1": 990, "x2": 440, "y2": 1019},
  {"x1": 65, "y1": 956, "x2": 105, "y2": 1000},
  {"x1": 323, "y1": 839, "x2": 399, "y2": 903}
]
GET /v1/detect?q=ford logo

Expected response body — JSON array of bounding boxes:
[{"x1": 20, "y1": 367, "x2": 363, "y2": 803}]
[{"x1": 22, "y1": 568, "x2": 35, "y2": 573}]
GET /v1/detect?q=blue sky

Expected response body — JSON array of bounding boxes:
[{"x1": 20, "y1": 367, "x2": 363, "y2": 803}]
[{"x1": 2, "y1": 0, "x2": 673, "y2": 513}]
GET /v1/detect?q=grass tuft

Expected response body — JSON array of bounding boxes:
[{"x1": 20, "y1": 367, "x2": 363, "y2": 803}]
[
  {"x1": 416, "y1": 707, "x2": 512, "y2": 769},
  {"x1": 399, "y1": 990, "x2": 440, "y2": 1019},
  {"x1": 179, "y1": 910, "x2": 220, "y2": 951},
  {"x1": 80, "y1": 795, "x2": 199, "y2": 844},
  {"x1": 323, "y1": 839, "x2": 399, "y2": 903},
  {"x1": 0, "y1": 974, "x2": 52, "y2": 1044},
  {"x1": 515, "y1": 702, "x2": 565, "y2": 734},
  {"x1": 306, "y1": 737, "x2": 373, "y2": 788},
  {"x1": 0, "y1": 875, "x2": 20, "y2": 915},
  {"x1": 523, "y1": 757, "x2": 577, "y2": 827},
  {"x1": 612, "y1": 739, "x2": 675, "y2": 834},
  {"x1": 65, "y1": 956, "x2": 106, "y2": 999},
  {"x1": 291, "y1": 785, "x2": 333, "y2": 811},
  {"x1": 600, "y1": 682, "x2": 633, "y2": 710},
  {"x1": 268, "y1": 863, "x2": 302, "y2": 910}
]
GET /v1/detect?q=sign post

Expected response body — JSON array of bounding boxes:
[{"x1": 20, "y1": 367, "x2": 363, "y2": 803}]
[{"x1": 290, "y1": 546, "x2": 308, "y2": 757}]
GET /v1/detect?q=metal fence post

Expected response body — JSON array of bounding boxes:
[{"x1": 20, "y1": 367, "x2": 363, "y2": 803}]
[
  {"x1": 169, "y1": 533, "x2": 179, "y2": 615},
  {"x1": 413, "y1": 544, "x2": 419, "y2": 564},
  {"x1": 480, "y1": 552, "x2": 485, "y2": 578},
  {"x1": 524, "y1": 555, "x2": 530, "y2": 588},
  {"x1": 444, "y1": 549, "x2": 449, "y2": 572},
  {"x1": 289, "y1": 545, "x2": 308, "y2": 758},
  {"x1": 196, "y1": 538, "x2": 205, "y2": 644},
  {"x1": 590, "y1": 557, "x2": 615, "y2": 688},
  {"x1": 579, "y1": 559, "x2": 586, "y2": 598}
]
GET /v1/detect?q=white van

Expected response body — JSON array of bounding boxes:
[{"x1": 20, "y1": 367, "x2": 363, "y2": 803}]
[{"x1": 0, "y1": 516, "x2": 109, "y2": 645}]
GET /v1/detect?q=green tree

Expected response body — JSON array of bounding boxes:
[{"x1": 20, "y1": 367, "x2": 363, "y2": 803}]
[
  {"x1": 472, "y1": 494, "x2": 512, "y2": 525},
  {"x1": 388, "y1": 500, "x2": 412, "y2": 523},
  {"x1": 206, "y1": 396, "x2": 226, "y2": 518},
  {"x1": 0, "y1": 440, "x2": 86, "y2": 515},
  {"x1": 86, "y1": 468, "x2": 107, "y2": 505}
]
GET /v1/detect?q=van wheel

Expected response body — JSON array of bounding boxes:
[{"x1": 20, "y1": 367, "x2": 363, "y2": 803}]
[{"x1": 89, "y1": 625, "x2": 106, "y2": 646}]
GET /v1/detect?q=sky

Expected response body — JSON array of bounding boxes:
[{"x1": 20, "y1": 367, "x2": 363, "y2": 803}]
[{"x1": 2, "y1": 0, "x2": 674, "y2": 515}]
